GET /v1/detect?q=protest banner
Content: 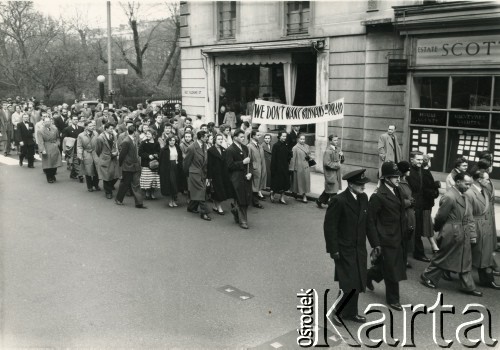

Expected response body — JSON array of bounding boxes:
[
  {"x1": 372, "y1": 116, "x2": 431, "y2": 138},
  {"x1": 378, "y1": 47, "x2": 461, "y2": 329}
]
[{"x1": 251, "y1": 98, "x2": 344, "y2": 125}]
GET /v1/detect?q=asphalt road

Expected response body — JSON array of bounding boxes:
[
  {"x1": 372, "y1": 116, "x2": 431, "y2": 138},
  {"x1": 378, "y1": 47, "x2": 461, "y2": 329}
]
[{"x1": 1, "y1": 156, "x2": 499, "y2": 349}]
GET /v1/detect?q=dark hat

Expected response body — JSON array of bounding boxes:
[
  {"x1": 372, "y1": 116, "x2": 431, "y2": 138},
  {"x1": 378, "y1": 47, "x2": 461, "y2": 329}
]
[
  {"x1": 380, "y1": 161, "x2": 402, "y2": 179},
  {"x1": 342, "y1": 168, "x2": 370, "y2": 185},
  {"x1": 477, "y1": 150, "x2": 492, "y2": 160},
  {"x1": 397, "y1": 161, "x2": 411, "y2": 173}
]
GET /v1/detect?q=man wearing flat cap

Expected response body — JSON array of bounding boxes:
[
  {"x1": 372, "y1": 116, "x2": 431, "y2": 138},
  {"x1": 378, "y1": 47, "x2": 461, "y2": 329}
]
[
  {"x1": 324, "y1": 168, "x2": 380, "y2": 325},
  {"x1": 366, "y1": 161, "x2": 407, "y2": 311}
]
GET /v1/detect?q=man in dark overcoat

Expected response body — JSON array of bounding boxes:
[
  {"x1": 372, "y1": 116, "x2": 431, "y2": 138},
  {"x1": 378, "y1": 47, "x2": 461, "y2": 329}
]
[
  {"x1": 226, "y1": 129, "x2": 253, "y2": 229},
  {"x1": 183, "y1": 130, "x2": 211, "y2": 221},
  {"x1": 366, "y1": 161, "x2": 408, "y2": 311},
  {"x1": 420, "y1": 173, "x2": 482, "y2": 297},
  {"x1": 324, "y1": 168, "x2": 379, "y2": 325},
  {"x1": 96, "y1": 123, "x2": 121, "y2": 199},
  {"x1": 270, "y1": 131, "x2": 290, "y2": 204},
  {"x1": 62, "y1": 115, "x2": 84, "y2": 181},
  {"x1": 17, "y1": 113, "x2": 36, "y2": 168}
]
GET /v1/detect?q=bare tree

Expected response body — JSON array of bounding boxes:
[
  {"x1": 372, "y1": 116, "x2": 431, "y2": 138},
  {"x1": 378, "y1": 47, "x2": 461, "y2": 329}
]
[
  {"x1": 116, "y1": 1, "x2": 165, "y2": 79},
  {"x1": 156, "y1": 2, "x2": 180, "y2": 86}
]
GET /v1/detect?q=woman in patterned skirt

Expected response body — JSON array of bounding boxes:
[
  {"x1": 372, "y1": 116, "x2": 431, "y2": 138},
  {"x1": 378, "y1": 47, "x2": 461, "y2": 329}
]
[{"x1": 138, "y1": 130, "x2": 161, "y2": 199}]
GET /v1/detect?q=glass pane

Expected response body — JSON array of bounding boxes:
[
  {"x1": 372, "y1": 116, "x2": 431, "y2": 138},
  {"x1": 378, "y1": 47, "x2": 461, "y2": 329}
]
[
  {"x1": 302, "y1": 1, "x2": 310, "y2": 9},
  {"x1": 451, "y1": 76, "x2": 492, "y2": 110},
  {"x1": 493, "y1": 77, "x2": 500, "y2": 111},
  {"x1": 414, "y1": 77, "x2": 448, "y2": 109}
]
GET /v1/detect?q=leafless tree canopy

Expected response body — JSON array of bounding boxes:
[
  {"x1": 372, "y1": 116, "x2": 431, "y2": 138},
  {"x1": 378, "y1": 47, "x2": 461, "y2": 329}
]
[{"x1": 0, "y1": 1, "x2": 180, "y2": 103}]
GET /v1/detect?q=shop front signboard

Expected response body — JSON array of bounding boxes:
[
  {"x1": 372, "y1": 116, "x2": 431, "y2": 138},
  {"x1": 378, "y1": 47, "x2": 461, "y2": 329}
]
[
  {"x1": 415, "y1": 34, "x2": 500, "y2": 66},
  {"x1": 449, "y1": 111, "x2": 490, "y2": 129},
  {"x1": 410, "y1": 109, "x2": 447, "y2": 126}
]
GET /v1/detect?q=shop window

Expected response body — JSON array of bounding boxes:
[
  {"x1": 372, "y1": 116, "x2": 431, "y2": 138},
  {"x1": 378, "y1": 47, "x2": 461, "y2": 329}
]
[
  {"x1": 414, "y1": 77, "x2": 448, "y2": 109},
  {"x1": 218, "y1": 1, "x2": 236, "y2": 40},
  {"x1": 493, "y1": 76, "x2": 500, "y2": 111},
  {"x1": 451, "y1": 76, "x2": 492, "y2": 110},
  {"x1": 286, "y1": 1, "x2": 310, "y2": 35}
]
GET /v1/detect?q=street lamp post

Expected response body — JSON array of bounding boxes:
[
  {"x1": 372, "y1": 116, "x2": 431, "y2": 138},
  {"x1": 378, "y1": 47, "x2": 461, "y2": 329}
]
[{"x1": 97, "y1": 75, "x2": 105, "y2": 105}]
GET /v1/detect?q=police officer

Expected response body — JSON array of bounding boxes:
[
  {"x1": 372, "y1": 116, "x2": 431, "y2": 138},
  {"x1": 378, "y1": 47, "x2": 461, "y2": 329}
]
[
  {"x1": 366, "y1": 161, "x2": 407, "y2": 311},
  {"x1": 324, "y1": 169, "x2": 380, "y2": 325}
]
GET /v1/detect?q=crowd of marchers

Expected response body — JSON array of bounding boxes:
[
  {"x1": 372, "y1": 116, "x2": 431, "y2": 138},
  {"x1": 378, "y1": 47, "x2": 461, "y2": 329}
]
[
  {"x1": 323, "y1": 125, "x2": 499, "y2": 326},
  {"x1": 0, "y1": 97, "x2": 334, "y2": 230}
]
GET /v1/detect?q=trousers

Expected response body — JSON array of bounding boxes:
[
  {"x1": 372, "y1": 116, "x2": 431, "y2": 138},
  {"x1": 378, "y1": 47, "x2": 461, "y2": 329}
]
[
  {"x1": 116, "y1": 170, "x2": 143, "y2": 205},
  {"x1": 423, "y1": 263, "x2": 475, "y2": 292},
  {"x1": 367, "y1": 263, "x2": 400, "y2": 304},
  {"x1": 103, "y1": 178, "x2": 118, "y2": 194}
]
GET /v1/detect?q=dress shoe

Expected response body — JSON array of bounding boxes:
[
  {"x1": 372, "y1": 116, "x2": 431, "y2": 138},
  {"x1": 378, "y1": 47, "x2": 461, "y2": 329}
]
[
  {"x1": 258, "y1": 195, "x2": 266, "y2": 201},
  {"x1": 406, "y1": 262, "x2": 412, "y2": 269},
  {"x1": 187, "y1": 208, "x2": 199, "y2": 214},
  {"x1": 413, "y1": 255, "x2": 430, "y2": 263},
  {"x1": 253, "y1": 203, "x2": 264, "y2": 209},
  {"x1": 315, "y1": 199, "x2": 323, "y2": 208},
  {"x1": 346, "y1": 315, "x2": 367, "y2": 323},
  {"x1": 114, "y1": 200, "x2": 124, "y2": 205},
  {"x1": 135, "y1": 204, "x2": 147, "y2": 209},
  {"x1": 240, "y1": 222, "x2": 249, "y2": 229},
  {"x1": 70, "y1": 175, "x2": 78, "y2": 179},
  {"x1": 484, "y1": 281, "x2": 500, "y2": 290},
  {"x1": 366, "y1": 278, "x2": 374, "y2": 291},
  {"x1": 47, "y1": 179, "x2": 54, "y2": 184},
  {"x1": 462, "y1": 290, "x2": 482, "y2": 297},
  {"x1": 420, "y1": 274, "x2": 436, "y2": 289},
  {"x1": 213, "y1": 208, "x2": 225, "y2": 215},
  {"x1": 388, "y1": 303, "x2": 403, "y2": 311},
  {"x1": 88, "y1": 188, "x2": 94, "y2": 192},
  {"x1": 28, "y1": 165, "x2": 34, "y2": 168},
  {"x1": 94, "y1": 186, "x2": 102, "y2": 191},
  {"x1": 492, "y1": 270, "x2": 500, "y2": 277},
  {"x1": 201, "y1": 214, "x2": 211, "y2": 221},
  {"x1": 105, "y1": 193, "x2": 113, "y2": 199}
]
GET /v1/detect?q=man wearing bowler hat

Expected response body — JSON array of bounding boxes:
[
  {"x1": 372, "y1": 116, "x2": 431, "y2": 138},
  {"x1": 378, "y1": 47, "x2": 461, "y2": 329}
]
[
  {"x1": 366, "y1": 161, "x2": 407, "y2": 311},
  {"x1": 324, "y1": 168, "x2": 380, "y2": 325}
]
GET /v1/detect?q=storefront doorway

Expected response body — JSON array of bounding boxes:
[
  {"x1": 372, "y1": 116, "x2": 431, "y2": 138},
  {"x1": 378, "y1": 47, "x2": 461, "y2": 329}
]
[{"x1": 215, "y1": 51, "x2": 317, "y2": 132}]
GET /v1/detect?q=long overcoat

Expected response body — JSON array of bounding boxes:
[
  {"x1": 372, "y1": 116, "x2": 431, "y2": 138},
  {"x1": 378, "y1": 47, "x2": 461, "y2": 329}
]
[
  {"x1": 432, "y1": 187, "x2": 476, "y2": 273},
  {"x1": 225, "y1": 142, "x2": 252, "y2": 206},
  {"x1": 95, "y1": 133, "x2": 120, "y2": 181},
  {"x1": 248, "y1": 141, "x2": 267, "y2": 192},
  {"x1": 159, "y1": 144, "x2": 185, "y2": 196},
  {"x1": 37, "y1": 127, "x2": 62, "y2": 169},
  {"x1": 270, "y1": 141, "x2": 290, "y2": 192},
  {"x1": 0, "y1": 110, "x2": 9, "y2": 142},
  {"x1": 324, "y1": 189, "x2": 378, "y2": 292},
  {"x1": 377, "y1": 132, "x2": 402, "y2": 169},
  {"x1": 323, "y1": 146, "x2": 342, "y2": 194},
  {"x1": 261, "y1": 141, "x2": 272, "y2": 188},
  {"x1": 77, "y1": 131, "x2": 99, "y2": 176},
  {"x1": 367, "y1": 185, "x2": 407, "y2": 283},
  {"x1": 290, "y1": 143, "x2": 311, "y2": 194},
  {"x1": 207, "y1": 145, "x2": 232, "y2": 202},
  {"x1": 464, "y1": 185, "x2": 493, "y2": 269},
  {"x1": 481, "y1": 179, "x2": 498, "y2": 252},
  {"x1": 183, "y1": 141, "x2": 207, "y2": 201}
]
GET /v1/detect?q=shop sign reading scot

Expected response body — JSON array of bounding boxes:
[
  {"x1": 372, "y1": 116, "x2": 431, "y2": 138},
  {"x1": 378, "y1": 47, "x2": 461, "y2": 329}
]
[
  {"x1": 251, "y1": 98, "x2": 344, "y2": 125},
  {"x1": 416, "y1": 35, "x2": 500, "y2": 66}
]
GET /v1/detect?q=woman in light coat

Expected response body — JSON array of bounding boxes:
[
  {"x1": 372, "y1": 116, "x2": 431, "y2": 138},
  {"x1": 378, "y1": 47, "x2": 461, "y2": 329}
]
[
  {"x1": 247, "y1": 130, "x2": 267, "y2": 199},
  {"x1": 289, "y1": 134, "x2": 311, "y2": 203}
]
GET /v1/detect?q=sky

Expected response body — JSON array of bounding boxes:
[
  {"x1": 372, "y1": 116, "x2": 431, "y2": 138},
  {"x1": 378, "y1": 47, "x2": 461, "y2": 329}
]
[{"x1": 33, "y1": 0, "x2": 169, "y2": 28}]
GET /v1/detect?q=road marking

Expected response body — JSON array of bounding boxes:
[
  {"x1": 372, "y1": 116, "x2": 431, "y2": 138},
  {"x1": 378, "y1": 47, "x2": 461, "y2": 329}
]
[
  {"x1": 252, "y1": 327, "x2": 342, "y2": 349},
  {"x1": 217, "y1": 285, "x2": 254, "y2": 301},
  {"x1": 270, "y1": 342, "x2": 282, "y2": 348}
]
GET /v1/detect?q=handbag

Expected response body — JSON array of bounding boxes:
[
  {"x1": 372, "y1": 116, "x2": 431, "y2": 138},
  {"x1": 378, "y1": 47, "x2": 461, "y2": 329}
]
[
  {"x1": 301, "y1": 147, "x2": 316, "y2": 167},
  {"x1": 148, "y1": 159, "x2": 159, "y2": 170}
]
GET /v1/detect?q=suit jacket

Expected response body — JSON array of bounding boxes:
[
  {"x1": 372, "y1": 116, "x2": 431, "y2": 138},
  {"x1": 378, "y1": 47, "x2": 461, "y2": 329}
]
[
  {"x1": 226, "y1": 142, "x2": 252, "y2": 206},
  {"x1": 119, "y1": 135, "x2": 141, "y2": 172},
  {"x1": 16, "y1": 121, "x2": 35, "y2": 145},
  {"x1": 377, "y1": 132, "x2": 402, "y2": 168},
  {"x1": 53, "y1": 115, "x2": 69, "y2": 134}
]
